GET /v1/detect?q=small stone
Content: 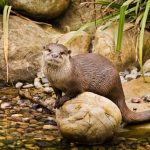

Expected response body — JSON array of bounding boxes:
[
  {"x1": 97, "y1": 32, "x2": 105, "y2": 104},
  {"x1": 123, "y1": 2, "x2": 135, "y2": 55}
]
[
  {"x1": 119, "y1": 70, "x2": 129, "y2": 77},
  {"x1": 125, "y1": 74, "x2": 137, "y2": 81},
  {"x1": 41, "y1": 77, "x2": 49, "y2": 84},
  {"x1": 34, "y1": 78, "x2": 43, "y2": 89},
  {"x1": 37, "y1": 108, "x2": 43, "y2": 112},
  {"x1": 30, "y1": 119, "x2": 38, "y2": 124},
  {"x1": 11, "y1": 114, "x2": 23, "y2": 121},
  {"x1": 120, "y1": 76, "x2": 127, "y2": 83},
  {"x1": 15, "y1": 82, "x2": 23, "y2": 88},
  {"x1": 144, "y1": 93, "x2": 150, "y2": 102},
  {"x1": 43, "y1": 87, "x2": 53, "y2": 93},
  {"x1": 23, "y1": 84, "x2": 34, "y2": 88},
  {"x1": 131, "y1": 97, "x2": 142, "y2": 103},
  {"x1": 0, "y1": 114, "x2": 5, "y2": 118},
  {"x1": 43, "y1": 125, "x2": 57, "y2": 130},
  {"x1": 22, "y1": 117, "x2": 30, "y2": 123},
  {"x1": 1, "y1": 102, "x2": 11, "y2": 109},
  {"x1": 0, "y1": 100, "x2": 2, "y2": 104},
  {"x1": 43, "y1": 83, "x2": 50, "y2": 87}
]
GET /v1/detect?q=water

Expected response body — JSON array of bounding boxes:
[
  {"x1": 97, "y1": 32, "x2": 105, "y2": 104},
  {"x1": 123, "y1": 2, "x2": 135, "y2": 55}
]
[{"x1": 0, "y1": 87, "x2": 150, "y2": 149}]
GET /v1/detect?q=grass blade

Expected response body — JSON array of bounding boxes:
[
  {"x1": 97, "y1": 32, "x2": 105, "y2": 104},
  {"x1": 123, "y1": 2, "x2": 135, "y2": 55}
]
[
  {"x1": 115, "y1": 0, "x2": 135, "y2": 52},
  {"x1": 3, "y1": 5, "x2": 11, "y2": 82},
  {"x1": 138, "y1": 0, "x2": 150, "y2": 81}
]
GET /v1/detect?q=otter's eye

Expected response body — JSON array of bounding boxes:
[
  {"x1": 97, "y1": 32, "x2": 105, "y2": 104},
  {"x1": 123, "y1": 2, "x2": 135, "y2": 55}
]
[
  {"x1": 47, "y1": 49, "x2": 51, "y2": 52},
  {"x1": 60, "y1": 52, "x2": 65, "y2": 55}
]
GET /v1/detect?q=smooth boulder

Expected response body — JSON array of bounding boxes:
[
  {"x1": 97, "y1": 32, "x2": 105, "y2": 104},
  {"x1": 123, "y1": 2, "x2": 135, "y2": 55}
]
[
  {"x1": 8, "y1": 0, "x2": 70, "y2": 20},
  {"x1": 56, "y1": 92, "x2": 122, "y2": 144}
]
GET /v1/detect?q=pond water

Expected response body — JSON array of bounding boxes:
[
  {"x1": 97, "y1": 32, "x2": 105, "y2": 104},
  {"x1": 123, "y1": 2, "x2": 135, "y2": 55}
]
[{"x1": 0, "y1": 87, "x2": 150, "y2": 150}]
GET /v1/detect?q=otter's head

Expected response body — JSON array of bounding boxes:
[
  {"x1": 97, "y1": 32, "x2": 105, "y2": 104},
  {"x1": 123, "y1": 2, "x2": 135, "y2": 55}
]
[{"x1": 43, "y1": 43, "x2": 71, "y2": 67}]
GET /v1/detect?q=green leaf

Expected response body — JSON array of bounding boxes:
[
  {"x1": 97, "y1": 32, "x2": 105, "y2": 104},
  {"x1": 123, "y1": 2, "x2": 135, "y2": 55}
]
[
  {"x1": 138, "y1": 0, "x2": 150, "y2": 81},
  {"x1": 115, "y1": 0, "x2": 136, "y2": 52}
]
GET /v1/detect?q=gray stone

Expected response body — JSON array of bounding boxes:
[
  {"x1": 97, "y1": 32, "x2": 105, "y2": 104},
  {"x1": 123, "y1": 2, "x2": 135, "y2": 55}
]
[
  {"x1": 120, "y1": 76, "x2": 127, "y2": 83},
  {"x1": 23, "y1": 84, "x2": 34, "y2": 89},
  {"x1": 43, "y1": 83, "x2": 50, "y2": 87},
  {"x1": 41, "y1": 77, "x2": 49, "y2": 84},
  {"x1": 1, "y1": 102, "x2": 11, "y2": 109},
  {"x1": 15, "y1": 82, "x2": 23, "y2": 88},
  {"x1": 34, "y1": 78, "x2": 43, "y2": 89},
  {"x1": 37, "y1": 108, "x2": 43, "y2": 112},
  {"x1": 43, "y1": 125, "x2": 57, "y2": 130},
  {"x1": 125, "y1": 74, "x2": 137, "y2": 81},
  {"x1": 43, "y1": 87, "x2": 53, "y2": 94},
  {"x1": 144, "y1": 93, "x2": 150, "y2": 102}
]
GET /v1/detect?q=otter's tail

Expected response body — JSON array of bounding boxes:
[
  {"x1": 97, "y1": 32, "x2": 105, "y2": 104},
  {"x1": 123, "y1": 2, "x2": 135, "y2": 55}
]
[{"x1": 118, "y1": 98, "x2": 150, "y2": 124}]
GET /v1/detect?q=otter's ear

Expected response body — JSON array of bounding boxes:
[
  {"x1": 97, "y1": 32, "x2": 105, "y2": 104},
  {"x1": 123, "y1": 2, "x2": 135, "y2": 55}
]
[{"x1": 68, "y1": 50, "x2": 71, "y2": 54}]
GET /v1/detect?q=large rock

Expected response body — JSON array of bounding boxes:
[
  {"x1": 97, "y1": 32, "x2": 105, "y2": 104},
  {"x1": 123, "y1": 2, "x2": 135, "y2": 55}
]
[
  {"x1": 56, "y1": 0, "x2": 124, "y2": 32},
  {"x1": 56, "y1": 92, "x2": 122, "y2": 144},
  {"x1": 8, "y1": 0, "x2": 70, "y2": 20},
  {"x1": 92, "y1": 23, "x2": 137, "y2": 70},
  {"x1": 0, "y1": 15, "x2": 59, "y2": 83},
  {"x1": 57, "y1": 31, "x2": 91, "y2": 56},
  {"x1": 92, "y1": 23, "x2": 150, "y2": 70}
]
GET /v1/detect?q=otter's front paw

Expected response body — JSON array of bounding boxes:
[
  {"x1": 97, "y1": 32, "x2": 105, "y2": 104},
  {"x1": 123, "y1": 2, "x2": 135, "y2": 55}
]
[{"x1": 54, "y1": 98, "x2": 65, "y2": 109}]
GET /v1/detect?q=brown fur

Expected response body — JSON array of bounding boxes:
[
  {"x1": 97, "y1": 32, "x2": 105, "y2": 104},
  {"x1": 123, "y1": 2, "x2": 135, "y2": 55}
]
[{"x1": 43, "y1": 43, "x2": 150, "y2": 124}]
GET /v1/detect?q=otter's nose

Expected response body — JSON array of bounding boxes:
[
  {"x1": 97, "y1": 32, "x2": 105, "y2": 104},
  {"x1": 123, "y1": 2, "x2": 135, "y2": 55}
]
[{"x1": 51, "y1": 53, "x2": 59, "y2": 58}]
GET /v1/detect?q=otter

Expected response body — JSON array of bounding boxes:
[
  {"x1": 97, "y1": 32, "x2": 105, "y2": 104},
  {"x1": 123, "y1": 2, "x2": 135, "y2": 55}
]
[{"x1": 43, "y1": 43, "x2": 150, "y2": 124}]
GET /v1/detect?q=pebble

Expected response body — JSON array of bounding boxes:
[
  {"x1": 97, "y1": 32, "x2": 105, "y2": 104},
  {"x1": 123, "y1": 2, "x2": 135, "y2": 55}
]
[
  {"x1": 41, "y1": 77, "x2": 49, "y2": 84},
  {"x1": 120, "y1": 76, "x2": 127, "y2": 83},
  {"x1": 43, "y1": 83, "x2": 50, "y2": 87},
  {"x1": 43, "y1": 87, "x2": 53, "y2": 93},
  {"x1": 1, "y1": 102, "x2": 11, "y2": 109},
  {"x1": 22, "y1": 117, "x2": 30, "y2": 123},
  {"x1": 143, "y1": 93, "x2": 150, "y2": 102},
  {"x1": 131, "y1": 97, "x2": 142, "y2": 103},
  {"x1": 37, "y1": 108, "x2": 43, "y2": 112},
  {"x1": 15, "y1": 82, "x2": 23, "y2": 89},
  {"x1": 11, "y1": 114, "x2": 23, "y2": 121},
  {"x1": 0, "y1": 100, "x2": 2, "y2": 104},
  {"x1": 23, "y1": 84, "x2": 34, "y2": 89},
  {"x1": 43, "y1": 125, "x2": 57, "y2": 130},
  {"x1": 34, "y1": 78, "x2": 43, "y2": 89},
  {"x1": 125, "y1": 74, "x2": 137, "y2": 81}
]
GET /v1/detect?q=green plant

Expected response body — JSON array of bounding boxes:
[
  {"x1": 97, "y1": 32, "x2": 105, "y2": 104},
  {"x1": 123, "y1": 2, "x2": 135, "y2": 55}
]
[
  {"x1": 0, "y1": 0, "x2": 8, "y2": 11},
  {"x1": 64, "y1": 0, "x2": 150, "y2": 81}
]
